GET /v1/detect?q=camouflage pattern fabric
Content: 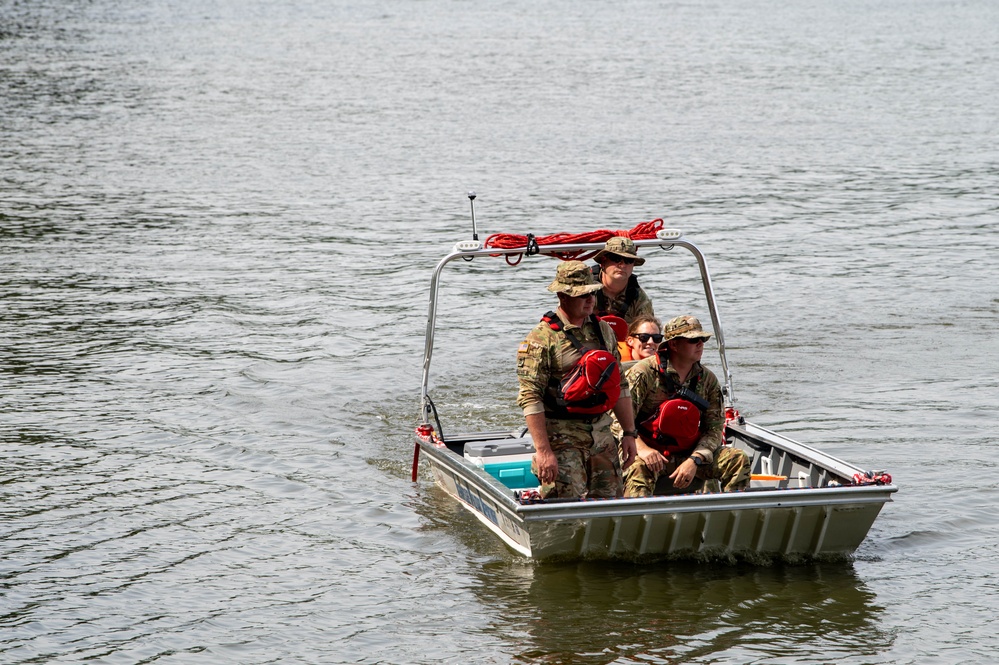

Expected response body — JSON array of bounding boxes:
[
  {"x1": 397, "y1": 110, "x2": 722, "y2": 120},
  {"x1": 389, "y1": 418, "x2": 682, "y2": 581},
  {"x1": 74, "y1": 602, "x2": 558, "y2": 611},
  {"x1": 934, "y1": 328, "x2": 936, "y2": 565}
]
[
  {"x1": 662, "y1": 314, "x2": 712, "y2": 342},
  {"x1": 516, "y1": 315, "x2": 629, "y2": 419},
  {"x1": 593, "y1": 236, "x2": 647, "y2": 265},
  {"x1": 517, "y1": 315, "x2": 630, "y2": 499},
  {"x1": 613, "y1": 352, "x2": 750, "y2": 496},
  {"x1": 547, "y1": 259, "x2": 605, "y2": 296},
  {"x1": 530, "y1": 414, "x2": 623, "y2": 499},
  {"x1": 620, "y1": 353, "x2": 725, "y2": 463},
  {"x1": 594, "y1": 282, "x2": 655, "y2": 325},
  {"x1": 623, "y1": 445, "x2": 750, "y2": 497}
]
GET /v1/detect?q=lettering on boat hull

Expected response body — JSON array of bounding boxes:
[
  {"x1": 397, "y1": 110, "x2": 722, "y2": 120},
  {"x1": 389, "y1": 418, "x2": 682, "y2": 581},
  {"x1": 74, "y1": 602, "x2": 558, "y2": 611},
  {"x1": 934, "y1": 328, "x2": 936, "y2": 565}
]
[
  {"x1": 430, "y1": 463, "x2": 526, "y2": 541},
  {"x1": 456, "y1": 481, "x2": 499, "y2": 526}
]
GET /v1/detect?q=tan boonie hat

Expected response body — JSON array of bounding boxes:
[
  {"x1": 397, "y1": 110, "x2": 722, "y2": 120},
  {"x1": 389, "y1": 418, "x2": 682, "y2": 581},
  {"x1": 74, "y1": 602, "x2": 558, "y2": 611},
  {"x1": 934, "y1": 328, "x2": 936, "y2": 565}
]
[
  {"x1": 592, "y1": 236, "x2": 646, "y2": 267},
  {"x1": 661, "y1": 315, "x2": 713, "y2": 343},
  {"x1": 546, "y1": 260, "x2": 604, "y2": 297}
]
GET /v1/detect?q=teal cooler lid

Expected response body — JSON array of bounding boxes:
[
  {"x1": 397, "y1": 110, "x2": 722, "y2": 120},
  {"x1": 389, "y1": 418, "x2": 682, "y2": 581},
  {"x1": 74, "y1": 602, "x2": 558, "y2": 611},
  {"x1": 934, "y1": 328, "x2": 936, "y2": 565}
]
[{"x1": 484, "y1": 459, "x2": 539, "y2": 489}]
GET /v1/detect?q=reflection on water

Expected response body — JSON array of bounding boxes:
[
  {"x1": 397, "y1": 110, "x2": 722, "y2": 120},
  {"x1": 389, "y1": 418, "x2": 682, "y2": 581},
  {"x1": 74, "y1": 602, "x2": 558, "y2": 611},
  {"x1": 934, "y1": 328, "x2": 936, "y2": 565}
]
[
  {"x1": 425, "y1": 486, "x2": 891, "y2": 663},
  {"x1": 477, "y1": 560, "x2": 890, "y2": 665}
]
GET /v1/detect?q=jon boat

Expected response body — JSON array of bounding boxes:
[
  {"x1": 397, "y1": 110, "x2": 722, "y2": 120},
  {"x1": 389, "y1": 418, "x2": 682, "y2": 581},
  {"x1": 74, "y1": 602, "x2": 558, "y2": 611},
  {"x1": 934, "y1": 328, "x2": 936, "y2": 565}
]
[{"x1": 413, "y1": 222, "x2": 897, "y2": 561}]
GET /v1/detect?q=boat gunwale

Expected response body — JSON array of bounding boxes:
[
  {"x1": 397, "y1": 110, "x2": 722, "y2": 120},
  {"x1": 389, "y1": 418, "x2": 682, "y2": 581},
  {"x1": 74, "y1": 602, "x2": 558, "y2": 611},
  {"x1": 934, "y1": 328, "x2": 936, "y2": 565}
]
[{"x1": 416, "y1": 425, "x2": 897, "y2": 523}]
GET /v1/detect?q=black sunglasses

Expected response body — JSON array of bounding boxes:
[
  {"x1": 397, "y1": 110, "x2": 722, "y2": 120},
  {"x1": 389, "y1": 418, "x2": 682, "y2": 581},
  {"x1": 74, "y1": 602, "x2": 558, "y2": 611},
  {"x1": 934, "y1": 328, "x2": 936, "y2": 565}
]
[
  {"x1": 634, "y1": 333, "x2": 664, "y2": 343},
  {"x1": 604, "y1": 253, "x2": 635, "y2": 265},
  {"x1": 680, "y1": 337, "x2": 706, "y2": 344}
]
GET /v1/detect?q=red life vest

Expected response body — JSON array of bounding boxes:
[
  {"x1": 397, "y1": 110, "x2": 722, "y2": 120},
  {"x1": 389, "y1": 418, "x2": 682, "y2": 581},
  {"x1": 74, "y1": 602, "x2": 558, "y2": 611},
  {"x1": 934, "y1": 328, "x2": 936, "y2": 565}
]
[
  {"x1": 597, "y1": 315, "x2": 629, "y2": 343},
  {"x1": 638, "y1": 353, "x2": 709, "y2": 454},
  {"x1": 641, "y1": 398, "x2": 702, "y2": 455},
  {"x1": 542, "y1": 311, "x2": 621, "y2": 418}
]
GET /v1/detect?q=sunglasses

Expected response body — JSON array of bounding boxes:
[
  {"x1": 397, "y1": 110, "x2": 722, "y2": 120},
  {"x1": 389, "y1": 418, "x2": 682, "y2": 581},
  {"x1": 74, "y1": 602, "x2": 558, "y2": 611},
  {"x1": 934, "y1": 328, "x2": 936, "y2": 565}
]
[
  {"x1": 680, "y1": 337, "x2": 706, "y2": 344},
  {"x1": 633, "y1": 333, "x2": 664, "y2": 343},
  {"x1": 604, "y1": 253, "x2": 635, "y2": 265}
]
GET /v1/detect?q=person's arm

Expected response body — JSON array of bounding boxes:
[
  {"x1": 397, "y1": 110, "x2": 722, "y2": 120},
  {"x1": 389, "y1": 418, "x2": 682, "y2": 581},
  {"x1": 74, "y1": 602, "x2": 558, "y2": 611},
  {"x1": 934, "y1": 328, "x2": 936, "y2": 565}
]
[
  {"x1": 622, "y1": 360, "x2": 668, "y2": 472},
  {"x1": 517, "y1": 329, "x2": 558, "y2": 484},
  {"x1": 671, "y1": 367, "x2": 723, "y2": 488},
  {"x1": 525, "y1": 412, "x2": 557, "y2": 484},
  {"x1": 690, "y1": 367, "x2": 725, "y2": 463},
  {"x1": 612, "y1": 395, "x2": 637, "y2": 470},
  {"x1": 634, "y1": 433, "x2": 668, "y2": 472},
  {"x1": 668, "y1": 456, "x2": 699, "y2": 488}
]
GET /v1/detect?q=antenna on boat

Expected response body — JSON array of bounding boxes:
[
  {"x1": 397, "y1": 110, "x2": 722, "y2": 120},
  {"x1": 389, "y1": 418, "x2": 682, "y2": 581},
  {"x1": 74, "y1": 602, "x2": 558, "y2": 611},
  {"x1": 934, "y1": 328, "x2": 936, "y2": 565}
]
[
  {"x1": 455, "y1": 191, "x2": 482, "y2": 259},
  {"x1": 467, "y1": 190, "x2": 478, "y2": 241}
]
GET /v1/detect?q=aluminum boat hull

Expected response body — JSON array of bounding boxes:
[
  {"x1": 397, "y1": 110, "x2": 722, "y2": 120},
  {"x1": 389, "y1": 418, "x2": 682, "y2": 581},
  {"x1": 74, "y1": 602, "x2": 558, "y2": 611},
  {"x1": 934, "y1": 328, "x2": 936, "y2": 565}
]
[{"x1": 418, "y1": 421, "x2": 895, "y2": 561}]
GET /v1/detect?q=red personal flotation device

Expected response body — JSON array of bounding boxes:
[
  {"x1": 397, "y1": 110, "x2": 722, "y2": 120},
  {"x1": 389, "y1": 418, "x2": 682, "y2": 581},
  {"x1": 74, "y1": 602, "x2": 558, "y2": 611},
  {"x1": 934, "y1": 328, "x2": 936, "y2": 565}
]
[
  {"x1": 638, "y1": 353, "x2": 709, "y2": 454},
  {"x1": 598, "y1": 315, "x2": 629, "y2": 343},
  {"x1": 641, "y1": 398, "x2": 703, "y2": 454},
  {"x1": 542, "y1": 311, "x2": 621, "y2": 417},
  {"x1": 558, "y1": 349, "x2": 620, "y2": 415}
]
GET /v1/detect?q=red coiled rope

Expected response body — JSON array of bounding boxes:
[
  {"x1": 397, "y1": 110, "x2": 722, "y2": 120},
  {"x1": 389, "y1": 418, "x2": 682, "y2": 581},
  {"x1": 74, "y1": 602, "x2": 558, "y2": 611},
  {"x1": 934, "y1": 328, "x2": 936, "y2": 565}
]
[{"x1": 483, "y1": 218, "x2": 665, "y2": 264}]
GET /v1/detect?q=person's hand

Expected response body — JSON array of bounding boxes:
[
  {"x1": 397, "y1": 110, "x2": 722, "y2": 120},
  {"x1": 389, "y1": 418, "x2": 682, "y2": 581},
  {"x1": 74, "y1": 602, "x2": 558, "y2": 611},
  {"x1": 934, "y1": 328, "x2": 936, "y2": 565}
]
[
  {"x1": 533, "y1": 447, "x2": 559, "y2": 485},
  {"x1": 669, "y1": 458, "x2": 698, "y2": 488},
  {"x1": 620, "y1": 436, "x2": 637, "y2": 470},
  {"x1": 638, "y1": 446, "x2": 667, "y2": 473}
]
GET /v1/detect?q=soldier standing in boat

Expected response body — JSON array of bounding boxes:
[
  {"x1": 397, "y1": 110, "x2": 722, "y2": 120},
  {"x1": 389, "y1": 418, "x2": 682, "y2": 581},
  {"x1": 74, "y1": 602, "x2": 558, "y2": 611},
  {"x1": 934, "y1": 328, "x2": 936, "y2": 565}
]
[
  {"x1": 591, "y1": 237, "x2": 655, "y2": 324},
  {"x1": 516, "y1": 261, "x2": 639, "y2": 499},
  {"x1": 615, "y1": 315, "x2": 751, "y2": 496}
]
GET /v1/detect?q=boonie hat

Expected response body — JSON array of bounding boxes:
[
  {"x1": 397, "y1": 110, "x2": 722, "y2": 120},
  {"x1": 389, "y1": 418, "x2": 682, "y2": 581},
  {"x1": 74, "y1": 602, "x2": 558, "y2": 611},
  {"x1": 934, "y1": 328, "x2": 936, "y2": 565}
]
[
  {"x1": 661, "y1": 315, "x2": 713, "y2": 344},
  {"x1": 593, "y1": 236, "x2": 646, "y2": 267},
  {"x1": 547, "y1": 261, "x2": 604, "y2": 297}
]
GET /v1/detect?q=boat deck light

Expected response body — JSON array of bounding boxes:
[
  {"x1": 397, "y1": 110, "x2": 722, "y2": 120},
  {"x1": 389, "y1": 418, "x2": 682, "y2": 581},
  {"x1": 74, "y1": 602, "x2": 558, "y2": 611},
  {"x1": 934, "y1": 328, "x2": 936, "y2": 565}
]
[
  {"x1": 454, "y1": 239, "x2": 482, "y2": 252},
  {"x1": 657, "y1": 229, "x2": 683, "y2": 241}
]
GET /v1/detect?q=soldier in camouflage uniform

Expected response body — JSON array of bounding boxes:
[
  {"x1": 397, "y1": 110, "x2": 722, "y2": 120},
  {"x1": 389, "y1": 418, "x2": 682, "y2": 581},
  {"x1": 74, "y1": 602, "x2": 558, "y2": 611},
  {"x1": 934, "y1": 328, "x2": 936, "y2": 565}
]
[
  {"x1": 516, "y1": 261, "x2": 639, "y2": 500},
  {"x1": 591, "y1": 237, "x2": 656, "y2": 324},
  {"x1": 613, "y1": 315, "x2": 750, "y2": 497}
]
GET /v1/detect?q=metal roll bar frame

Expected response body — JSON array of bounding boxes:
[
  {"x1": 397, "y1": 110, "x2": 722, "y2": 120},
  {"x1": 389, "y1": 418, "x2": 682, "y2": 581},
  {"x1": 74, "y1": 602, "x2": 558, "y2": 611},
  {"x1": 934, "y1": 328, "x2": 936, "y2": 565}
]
[{"x1": 419, "y1": 230, "x2": 734, "y2": 426}]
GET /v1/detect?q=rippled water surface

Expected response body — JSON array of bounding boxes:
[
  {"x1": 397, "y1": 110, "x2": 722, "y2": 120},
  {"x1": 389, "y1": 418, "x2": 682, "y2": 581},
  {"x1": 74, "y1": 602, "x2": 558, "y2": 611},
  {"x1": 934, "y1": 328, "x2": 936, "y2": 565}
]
[{"x1": 2, "y1": 1, "x2": 998, "y2": 663}]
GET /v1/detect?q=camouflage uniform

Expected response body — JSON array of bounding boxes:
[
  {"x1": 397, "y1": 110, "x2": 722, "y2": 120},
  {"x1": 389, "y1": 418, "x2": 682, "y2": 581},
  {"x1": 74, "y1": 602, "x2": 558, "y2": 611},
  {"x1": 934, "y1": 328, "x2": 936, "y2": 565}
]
[
  {"x1": 591, "y1": 237, "x2": 655, "y2": 325},
  {"x1": 517, "y1": 308, "x2": 631, "y2": 500},
  {"x1": 615, "y1": 352, "x2": 750, "y2": 496},
  {"x1": 594, "y1": 278, "x2": 655, "y2": 325}
]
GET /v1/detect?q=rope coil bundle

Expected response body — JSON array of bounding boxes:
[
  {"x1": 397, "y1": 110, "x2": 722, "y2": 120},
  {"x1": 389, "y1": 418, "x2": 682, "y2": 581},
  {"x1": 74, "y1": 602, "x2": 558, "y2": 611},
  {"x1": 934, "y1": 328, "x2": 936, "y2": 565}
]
[{"x1": 483, "y1": 218, "x2": 665, "y2": 264}]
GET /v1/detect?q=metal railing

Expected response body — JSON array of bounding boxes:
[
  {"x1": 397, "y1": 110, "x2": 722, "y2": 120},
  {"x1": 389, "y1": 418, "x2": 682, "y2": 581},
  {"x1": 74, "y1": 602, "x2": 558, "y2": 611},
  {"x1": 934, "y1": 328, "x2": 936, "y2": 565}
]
[{"x1": 419, "y1": 229, "x2": 734, "y2": 425}]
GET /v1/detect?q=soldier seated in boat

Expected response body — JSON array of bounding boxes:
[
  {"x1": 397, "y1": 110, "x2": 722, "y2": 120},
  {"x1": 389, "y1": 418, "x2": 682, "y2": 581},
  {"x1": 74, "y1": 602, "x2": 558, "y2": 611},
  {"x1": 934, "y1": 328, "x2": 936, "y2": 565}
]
[
  {"x1": 614, "y1": 315, "x2": 750, "y2": 497},
  {"x1": 591, "y1": 237, "x2": 656, "y2": 325},
  {"x1": 516, "y1": 261, "x2": 639, "y2": 500}
]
